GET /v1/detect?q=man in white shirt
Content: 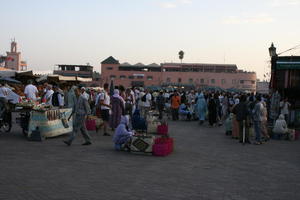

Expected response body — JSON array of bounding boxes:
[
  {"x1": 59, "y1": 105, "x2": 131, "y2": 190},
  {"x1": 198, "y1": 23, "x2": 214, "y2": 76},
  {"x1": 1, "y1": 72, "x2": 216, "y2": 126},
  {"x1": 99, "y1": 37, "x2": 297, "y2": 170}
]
[
  {"x1": 142, "y1": 90, "x2": 152, "y2": 119},
  {"x1": 81, "y1": 87, "x2": 89, "y2": 101},
  {"x1": 138, "y1": 90, "x2": 145, "y2": 111},
  {"x1": 24, "y1": 80, "x2": 38, "y2": 101},
  {"x1": 0, "y1": 83, "x2": 9, "y2": 117},
  {"x1": 0, "y1": 84, "x2": 9, "y2": 99},
  {"x1": 280, "y1": 98, "x2": 291, "y2": 123},
  {"x1": 98, "y1": 83, "x2": 111, "y2": 136},
  {"x1": 44, "y1": 85, "x2": 54, "y2": 105}
]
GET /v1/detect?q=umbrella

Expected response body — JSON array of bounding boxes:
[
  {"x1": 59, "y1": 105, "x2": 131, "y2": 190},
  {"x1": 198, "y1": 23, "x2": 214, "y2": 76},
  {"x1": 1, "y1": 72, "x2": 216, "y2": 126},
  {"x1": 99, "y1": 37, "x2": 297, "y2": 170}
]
[
  {"x1": 0, "y1": 77, "x2": 21, "y2": 84},
  {"x1": 109, "y1": 79, "x2": 114, "y2": 96}
]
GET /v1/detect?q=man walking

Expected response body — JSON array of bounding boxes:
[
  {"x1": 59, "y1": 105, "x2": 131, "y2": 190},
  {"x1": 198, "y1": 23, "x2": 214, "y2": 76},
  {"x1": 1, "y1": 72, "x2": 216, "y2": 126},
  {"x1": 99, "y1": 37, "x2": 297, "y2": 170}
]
[
  {"x1": 97, "y1": 83, "x2": 111, "y2": 136},
  {"x1": 64, "y1": 87, "x2": 91, "y2": 146},
  {"x1": 232, "y1": 95, "x2": 250, "y2": 144}
]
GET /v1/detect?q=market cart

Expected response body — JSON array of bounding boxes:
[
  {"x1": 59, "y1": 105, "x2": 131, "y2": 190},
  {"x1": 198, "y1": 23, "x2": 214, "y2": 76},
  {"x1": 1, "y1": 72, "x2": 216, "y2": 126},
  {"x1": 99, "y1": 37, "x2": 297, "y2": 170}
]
[
  {"x1": 27, "y1": 108, "x2": 73, "y2": 138},
  {"x1": 15, "y1": 103, "x2": 73, "y2": 138}
]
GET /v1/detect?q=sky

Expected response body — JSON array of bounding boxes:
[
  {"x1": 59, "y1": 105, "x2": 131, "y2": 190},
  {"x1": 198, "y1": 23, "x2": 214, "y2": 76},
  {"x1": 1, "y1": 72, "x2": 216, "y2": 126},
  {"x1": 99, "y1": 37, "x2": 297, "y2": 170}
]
[{"x1": 1, "y1": 0, "x2": 300, "y2": 79}]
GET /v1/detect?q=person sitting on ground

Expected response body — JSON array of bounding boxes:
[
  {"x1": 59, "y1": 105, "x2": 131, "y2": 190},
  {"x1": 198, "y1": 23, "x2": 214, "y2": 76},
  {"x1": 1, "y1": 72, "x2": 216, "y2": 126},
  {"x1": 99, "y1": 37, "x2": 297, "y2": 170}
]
[
  {"x1": 179, "y1": 103, "x2": 192, "y2": 120},
  {"x1": 113, "y1": 115, "x2": 134, "y2": 151},
  {"x1": 273, "y1": 114, "x2": 288, "y2": 137}
]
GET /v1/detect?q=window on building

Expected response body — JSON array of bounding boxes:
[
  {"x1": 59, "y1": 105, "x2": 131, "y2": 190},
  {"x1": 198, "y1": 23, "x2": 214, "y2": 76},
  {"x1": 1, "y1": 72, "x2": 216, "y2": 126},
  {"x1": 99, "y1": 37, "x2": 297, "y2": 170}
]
[
  {"x1": 251, "y1": 81, "x2": 255, "y2": 84},
  {"x1": 147, "y1": 76, "x2": 153, "y2": 80},
  {"x1": 178, "y1": 78, "x2": 182, "y2": 83},
  {"x1": 137, "y1": 76, "x2": 144, "y2": 79},
  {"x1": 110, "y1": 75, "x2": 116, "y2": 79},
  {"x1": 166, "y1": 77, "x2": 171, "y2": 83},
  {"x1": 211, "y1": 79, "x2": 215, "y2": 84},
  {"x1": 221, "y1": 79, "x2": 226, "y2": 84},
  {"x1": 240, "y1": 80, "x2": 244, "y2": 84},
  {"x1": 200, "y1": 79, "x2": 204, "y2": 84},
  {"x1": 129, "y1": 76, "x2": 134, "y2": 79},
  {"x1": 107, "y1": 67, "x2": 113, "y2": 70},
  {"x1": 120, "y1": 75, "x2": 126, "y2": 79},
  {"x1": 189, "y1": 78, "x2": 193, "y2": 84}
]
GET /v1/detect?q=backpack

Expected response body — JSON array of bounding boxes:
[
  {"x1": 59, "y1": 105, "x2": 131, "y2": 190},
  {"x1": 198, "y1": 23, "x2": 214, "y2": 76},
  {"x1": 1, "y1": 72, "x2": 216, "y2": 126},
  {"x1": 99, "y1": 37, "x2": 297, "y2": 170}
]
[{"x1": 141, "y1": 94, "x2": 146, "y2": 102}]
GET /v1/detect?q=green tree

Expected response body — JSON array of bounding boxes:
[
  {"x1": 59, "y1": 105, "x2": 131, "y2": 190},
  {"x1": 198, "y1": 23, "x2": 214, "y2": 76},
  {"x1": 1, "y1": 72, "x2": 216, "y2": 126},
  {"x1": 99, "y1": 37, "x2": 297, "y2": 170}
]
[{"x1": 178, "y1": 50, "x2": 184, "y2": 63}]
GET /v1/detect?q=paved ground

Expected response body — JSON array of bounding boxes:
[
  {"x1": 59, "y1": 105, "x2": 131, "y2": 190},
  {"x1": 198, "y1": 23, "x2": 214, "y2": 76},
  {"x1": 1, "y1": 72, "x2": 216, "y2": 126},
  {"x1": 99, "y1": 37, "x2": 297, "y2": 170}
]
[{"x1": 0, "y1": 118, "x2": 300, "y2": 200}]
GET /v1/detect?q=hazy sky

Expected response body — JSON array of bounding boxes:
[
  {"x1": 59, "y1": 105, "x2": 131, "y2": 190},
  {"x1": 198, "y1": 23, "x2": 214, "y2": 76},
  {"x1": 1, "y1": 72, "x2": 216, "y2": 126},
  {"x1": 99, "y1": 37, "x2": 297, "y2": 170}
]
[{"x1": 1, "y1": 0, "x2": 300, "y2": 79}]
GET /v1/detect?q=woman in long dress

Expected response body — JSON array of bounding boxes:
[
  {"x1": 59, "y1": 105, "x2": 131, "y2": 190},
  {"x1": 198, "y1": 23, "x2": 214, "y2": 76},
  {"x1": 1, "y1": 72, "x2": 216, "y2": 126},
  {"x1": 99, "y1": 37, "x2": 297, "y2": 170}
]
[
  {"x1": 208, "y1": 94, "x2": 217, "y2": 126},
  {"x1": 231, "y1": 98, "x2": 240, "y2": 139},
  {"x1": 196, "y1": 93, "x2": 207, "y2": 124},
  {"x1": 261, "y1": 101, "x2": 270, "y2": 141},
  {"x1": 110, "y1": 89, "x2": 125, "y2": 129}
]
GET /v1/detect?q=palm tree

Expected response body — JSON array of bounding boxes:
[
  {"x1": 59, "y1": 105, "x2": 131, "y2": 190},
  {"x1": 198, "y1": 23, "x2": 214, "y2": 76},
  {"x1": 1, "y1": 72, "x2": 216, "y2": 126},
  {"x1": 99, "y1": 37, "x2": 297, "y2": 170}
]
[{"x1": 178, "y1": 50, "x2": 184, "y2": 63}]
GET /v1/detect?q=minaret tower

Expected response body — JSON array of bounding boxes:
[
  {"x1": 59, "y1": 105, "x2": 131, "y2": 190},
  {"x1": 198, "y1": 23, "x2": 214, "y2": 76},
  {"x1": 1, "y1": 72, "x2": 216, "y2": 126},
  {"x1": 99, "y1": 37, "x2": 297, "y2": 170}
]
[{"x1": 5, "y1": 39, "x2": 21, "y2": 71}]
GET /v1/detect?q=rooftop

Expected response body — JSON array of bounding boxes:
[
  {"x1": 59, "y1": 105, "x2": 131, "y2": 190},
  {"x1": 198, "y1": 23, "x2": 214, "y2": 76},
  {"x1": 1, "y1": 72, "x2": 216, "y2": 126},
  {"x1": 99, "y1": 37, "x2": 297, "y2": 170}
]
[{"x1": 101, "y1": 56, "x2": 120, "y2": 64}]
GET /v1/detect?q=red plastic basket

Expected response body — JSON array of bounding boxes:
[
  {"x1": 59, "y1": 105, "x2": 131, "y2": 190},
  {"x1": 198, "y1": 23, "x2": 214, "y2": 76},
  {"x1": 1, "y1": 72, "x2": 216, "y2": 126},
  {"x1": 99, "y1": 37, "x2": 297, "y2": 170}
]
[
  {"x1": 157, "y1": 124, "x2": 168, "y2": 135},
  {"x1": 85, "y1": 119, "x2": 96, "y2": 131},
  {"x1": 153, "y1": 137, "x2": 174, "y2": 156}
]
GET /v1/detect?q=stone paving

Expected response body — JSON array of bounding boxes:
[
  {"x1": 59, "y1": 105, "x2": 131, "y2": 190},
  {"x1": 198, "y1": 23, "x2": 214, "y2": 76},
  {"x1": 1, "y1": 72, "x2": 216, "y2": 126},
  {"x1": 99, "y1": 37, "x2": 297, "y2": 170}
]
[{"x1": 0, "y1": 119, "x2": 300, "y2": 200}]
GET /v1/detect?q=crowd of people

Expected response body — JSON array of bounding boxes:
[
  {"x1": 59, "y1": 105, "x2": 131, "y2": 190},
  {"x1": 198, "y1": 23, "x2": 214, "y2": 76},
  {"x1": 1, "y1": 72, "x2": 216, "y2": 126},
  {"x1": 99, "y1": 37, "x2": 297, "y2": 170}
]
[{"x1": 0, "y1": 80, "x2": 294, "y2": 147}]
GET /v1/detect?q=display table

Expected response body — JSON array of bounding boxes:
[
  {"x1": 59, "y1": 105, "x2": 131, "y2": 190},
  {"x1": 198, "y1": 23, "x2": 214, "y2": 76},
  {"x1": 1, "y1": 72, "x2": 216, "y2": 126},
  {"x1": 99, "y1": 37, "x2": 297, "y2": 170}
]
[{"x1": 28, "y1": 108, "x2": 73, "y2": 138}]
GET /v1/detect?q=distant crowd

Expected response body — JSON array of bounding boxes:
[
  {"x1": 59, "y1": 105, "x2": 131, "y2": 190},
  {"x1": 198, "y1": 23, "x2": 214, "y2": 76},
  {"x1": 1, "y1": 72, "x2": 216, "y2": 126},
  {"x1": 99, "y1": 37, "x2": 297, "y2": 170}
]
[{"x1": 0, "y1": 80, "x2": 293, "y2": 146}]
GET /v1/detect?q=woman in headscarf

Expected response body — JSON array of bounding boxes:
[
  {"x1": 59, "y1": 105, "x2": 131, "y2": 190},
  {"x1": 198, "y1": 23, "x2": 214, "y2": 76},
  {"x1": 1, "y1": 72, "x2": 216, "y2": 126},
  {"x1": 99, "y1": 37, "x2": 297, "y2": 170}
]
[
  {"x1": 273, "y1": 114, "x2": 288, "y2": 136},
  {"x1": 208, "y1": 94, "x2": 217, "y2": 127},
  {"x1": 67, "y1": 86, "x2": 77, "y2": 109},
  {"x1": 110, "y1": 89, "x2": 125, "y2": 129},
  {"x1": 113, "y1": 115, "x2": 134, "y2": 151},
  {"x1": 196, "y1": 93, "x2": 207, "y2": 125}
]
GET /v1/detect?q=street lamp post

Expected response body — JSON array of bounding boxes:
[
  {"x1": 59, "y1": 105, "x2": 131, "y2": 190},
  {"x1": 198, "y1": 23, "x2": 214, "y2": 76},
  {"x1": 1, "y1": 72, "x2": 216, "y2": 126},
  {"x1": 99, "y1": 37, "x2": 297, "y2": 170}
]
[{"x1": 269, "y1": 43, "x2": 277, "y2": 91}]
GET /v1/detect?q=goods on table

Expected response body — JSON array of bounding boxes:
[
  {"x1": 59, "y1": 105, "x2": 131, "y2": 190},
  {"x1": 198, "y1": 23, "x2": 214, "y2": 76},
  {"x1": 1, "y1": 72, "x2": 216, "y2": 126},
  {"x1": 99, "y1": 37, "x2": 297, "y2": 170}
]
[
  {"x1": 32, "y1": 103, "x2": 52, "y2": 112},
  {"x1": 28, "y1": 108, "x2": 73, "y2": 138},
  {"x1": 130, "y1": 134, "x2": 155, "y2": 153},
  {"x1": 16, "y1": 101, "x2": 35, "y2": 109},
  {"x1": 147, "y1": 119, "x2": 161, "y2": 134}
]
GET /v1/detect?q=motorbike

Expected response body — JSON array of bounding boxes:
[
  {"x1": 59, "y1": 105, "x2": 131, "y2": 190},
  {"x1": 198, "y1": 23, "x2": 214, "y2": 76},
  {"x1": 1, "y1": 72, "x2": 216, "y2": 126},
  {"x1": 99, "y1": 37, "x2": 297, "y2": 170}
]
[{"x1": 0, "y1": 104, "x2": 12, "y2": 133}]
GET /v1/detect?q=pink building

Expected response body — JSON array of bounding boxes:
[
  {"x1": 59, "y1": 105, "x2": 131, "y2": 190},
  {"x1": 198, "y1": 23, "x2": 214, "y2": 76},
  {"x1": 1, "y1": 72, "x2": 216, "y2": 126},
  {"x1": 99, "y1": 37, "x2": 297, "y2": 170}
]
[
  {"x1": 4, "y1": 40, "x2": 27, "y2": 71},
  {"x1": 101, "y1": 56, "x2": 257, "y2": 92}
]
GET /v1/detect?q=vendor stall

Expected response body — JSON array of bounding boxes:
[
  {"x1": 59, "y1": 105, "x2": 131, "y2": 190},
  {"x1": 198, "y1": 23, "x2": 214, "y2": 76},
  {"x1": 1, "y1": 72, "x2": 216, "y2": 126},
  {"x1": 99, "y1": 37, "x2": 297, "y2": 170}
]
[
  {"x1": 27, "y1": 108, "x2": 73, "y2": 138},
  {"x1": 15, "y1": 101, "x2": 73, "y2": 138}
]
